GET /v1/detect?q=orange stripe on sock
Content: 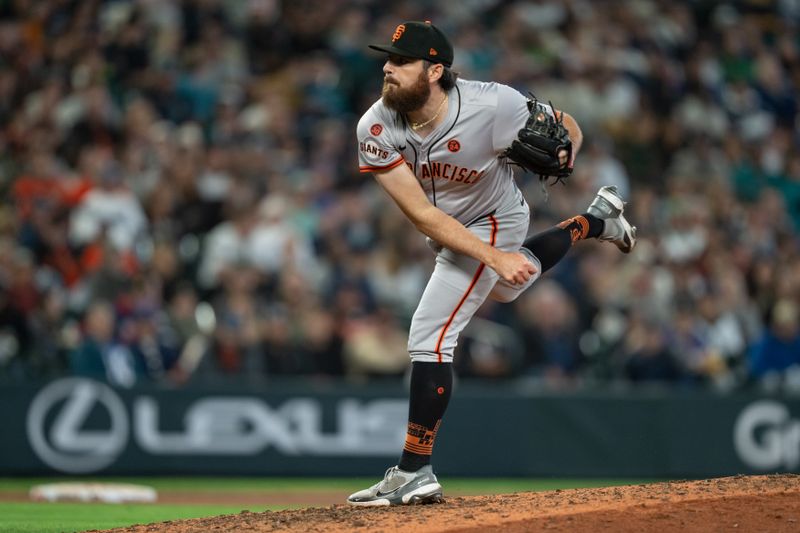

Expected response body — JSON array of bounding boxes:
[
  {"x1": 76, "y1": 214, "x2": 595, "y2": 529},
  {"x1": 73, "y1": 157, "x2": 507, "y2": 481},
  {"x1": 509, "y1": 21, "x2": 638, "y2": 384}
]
[
  {"x1": 434, "y1": 216, "x2": 498, "y2": 362},
  {"x1": 576, "y1": 216, "x2": 589, "y2": 239},
  {"x1": 403, "y1": 421, "x2": 441, "y2": 456},
  {"x1": 558, "y1": 215, "x2": 589, "y2": 245},
  {"x1": 404, "y1": 442, "x2": 433, "y2": 455}
]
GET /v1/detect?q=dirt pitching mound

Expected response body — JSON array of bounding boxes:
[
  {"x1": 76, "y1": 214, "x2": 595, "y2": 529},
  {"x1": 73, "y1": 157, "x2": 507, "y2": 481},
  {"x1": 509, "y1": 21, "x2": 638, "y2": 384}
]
[{"x1": 98, "y1": 474, "x2": 800, "y2": 533}]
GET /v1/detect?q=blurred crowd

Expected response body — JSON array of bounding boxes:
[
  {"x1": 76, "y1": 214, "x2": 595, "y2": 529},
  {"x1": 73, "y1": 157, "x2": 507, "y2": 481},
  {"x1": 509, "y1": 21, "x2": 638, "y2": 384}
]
[{"x1": 1, "y1": 0, "x2": 799, "y2": 391}]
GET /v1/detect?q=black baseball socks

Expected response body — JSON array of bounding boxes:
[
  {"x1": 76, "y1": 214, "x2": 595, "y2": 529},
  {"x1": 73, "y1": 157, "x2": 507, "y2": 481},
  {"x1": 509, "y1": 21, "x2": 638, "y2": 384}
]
[
  {"x1": 398, "y1": 361, "x2": 453, "y2": 472},
  {"x1": 523, "y1": 214, "x2": 603, "y2": 273}
]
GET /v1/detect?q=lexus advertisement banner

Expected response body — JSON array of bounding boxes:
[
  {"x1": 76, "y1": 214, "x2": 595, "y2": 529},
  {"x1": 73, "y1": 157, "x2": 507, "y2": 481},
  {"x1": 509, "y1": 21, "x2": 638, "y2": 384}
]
[{"x1": 2, "y1": 378, "x2": 799, "y2": 477}]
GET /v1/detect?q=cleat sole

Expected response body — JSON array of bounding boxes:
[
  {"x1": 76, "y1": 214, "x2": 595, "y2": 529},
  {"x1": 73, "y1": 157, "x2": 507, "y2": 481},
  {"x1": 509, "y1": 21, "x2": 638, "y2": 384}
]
[{"x1": 410, "y1": 492, "x2": 444, "y2": 505}]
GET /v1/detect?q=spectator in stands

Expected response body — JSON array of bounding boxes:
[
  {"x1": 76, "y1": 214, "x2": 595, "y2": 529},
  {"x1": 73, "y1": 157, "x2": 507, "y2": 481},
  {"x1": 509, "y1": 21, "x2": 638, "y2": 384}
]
[
  {"x1": 197, "y1": 190, "x2": 261, "y2": 290},
  {"x1": 163, "y1": 283, "x2": 211, "y2": 383},
  {"x1": 70, "y1": 300, "x2": 138, "y2": 388},
  {"x1": 514, "y1": 280, "x2": 583, "y2": 383},
  {"x1": 69, "y1": 156, "x2": 148, "y2": 254},
  {"x1": 622, "y1": 315, "x2": 684, "y2": 384},
  {"x1": 210, "y1": 266, "x2": 266, "y2": 376},
  {"x1": 748, "y1": 299, "x2": 800, "y2": 385}
]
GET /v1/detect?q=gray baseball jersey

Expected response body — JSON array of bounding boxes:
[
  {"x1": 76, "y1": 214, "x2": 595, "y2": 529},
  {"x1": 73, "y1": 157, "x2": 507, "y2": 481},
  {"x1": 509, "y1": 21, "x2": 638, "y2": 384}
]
[
  {"x1": 358, "y1": 79, "x2": 554, "y2": 224},
  {"x1": 357, "y1": 79, "x2": 546, "y2": 363}
]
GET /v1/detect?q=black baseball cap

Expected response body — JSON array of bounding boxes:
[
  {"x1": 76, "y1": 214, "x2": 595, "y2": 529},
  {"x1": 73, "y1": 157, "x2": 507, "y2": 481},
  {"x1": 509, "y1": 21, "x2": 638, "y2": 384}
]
[{"x1": 369, "y1": 21, "x2": 454, "y2": 67}]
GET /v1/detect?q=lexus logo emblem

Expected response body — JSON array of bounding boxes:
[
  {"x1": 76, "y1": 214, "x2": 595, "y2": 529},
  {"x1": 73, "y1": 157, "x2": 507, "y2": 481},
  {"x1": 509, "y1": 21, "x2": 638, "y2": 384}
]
[{"x1": 26, "y1": 379, "x2": 128, "y2": 473}]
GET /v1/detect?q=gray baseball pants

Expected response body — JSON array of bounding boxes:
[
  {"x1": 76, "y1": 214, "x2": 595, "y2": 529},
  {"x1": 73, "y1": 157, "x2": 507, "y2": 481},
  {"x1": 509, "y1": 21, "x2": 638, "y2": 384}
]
[{"x1": 408, "y1": 201, "x2": 541, "y2": 363}]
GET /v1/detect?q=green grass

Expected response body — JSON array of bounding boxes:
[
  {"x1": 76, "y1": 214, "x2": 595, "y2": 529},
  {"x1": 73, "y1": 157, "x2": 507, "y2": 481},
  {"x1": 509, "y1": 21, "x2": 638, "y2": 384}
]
[
  {"x1": 0, "y1": 502, "x2": 278, "y2": 533},
  {"x1": 0, "y1": 477, "x2": 659, "y2": 533}
]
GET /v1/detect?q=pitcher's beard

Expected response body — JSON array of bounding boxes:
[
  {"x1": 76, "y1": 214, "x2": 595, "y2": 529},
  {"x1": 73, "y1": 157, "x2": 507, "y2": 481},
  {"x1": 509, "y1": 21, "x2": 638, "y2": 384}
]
[{"x1": 382, "y1": 72, "x2": 431, "y2": 114}]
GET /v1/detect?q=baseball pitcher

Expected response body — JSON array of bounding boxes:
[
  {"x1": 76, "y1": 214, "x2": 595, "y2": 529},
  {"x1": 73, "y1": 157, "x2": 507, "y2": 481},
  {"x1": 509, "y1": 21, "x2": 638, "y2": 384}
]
[{"x1": 349, "y1": 21, "x2": 636, "y2": 506}]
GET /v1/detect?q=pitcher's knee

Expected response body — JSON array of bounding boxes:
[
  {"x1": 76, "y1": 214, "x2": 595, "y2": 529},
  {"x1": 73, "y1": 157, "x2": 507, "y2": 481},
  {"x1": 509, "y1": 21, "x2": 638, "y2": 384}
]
[
  {"x1": 490, "y1": 251, "x2": 541, "y2": 302},
  {"x1": 489, "y1": 284, "x2": 522, "y2": 303}
]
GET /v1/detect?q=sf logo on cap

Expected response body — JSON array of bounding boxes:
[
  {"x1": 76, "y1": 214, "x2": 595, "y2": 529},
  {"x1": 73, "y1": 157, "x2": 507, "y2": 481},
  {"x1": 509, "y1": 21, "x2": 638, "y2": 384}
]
[{"x1": 392, "y1": 24, "x2": 406, "y2": 42}]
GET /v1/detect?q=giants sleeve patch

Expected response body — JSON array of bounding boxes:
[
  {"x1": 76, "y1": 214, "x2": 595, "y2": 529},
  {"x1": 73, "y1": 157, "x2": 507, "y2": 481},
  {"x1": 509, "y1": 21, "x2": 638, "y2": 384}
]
[{"x1": 359, "y1": 138, "x2": 390, "y2": 162}]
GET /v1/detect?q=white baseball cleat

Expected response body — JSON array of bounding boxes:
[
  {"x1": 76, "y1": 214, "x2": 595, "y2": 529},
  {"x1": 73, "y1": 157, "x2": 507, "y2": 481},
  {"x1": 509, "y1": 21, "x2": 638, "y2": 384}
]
[
  {"x1": 587, "y1": 185, "x2": 637, "y2": 254},
  {"x1": 347, "y1": 465, "x2": 444, "y2": 506}
]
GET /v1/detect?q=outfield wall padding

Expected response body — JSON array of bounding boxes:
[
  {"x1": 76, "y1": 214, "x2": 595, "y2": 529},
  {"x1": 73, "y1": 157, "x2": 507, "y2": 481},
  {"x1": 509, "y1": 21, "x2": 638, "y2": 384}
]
[{"x1": 2, "y1": 378, "x2": 798, "y2": 477}]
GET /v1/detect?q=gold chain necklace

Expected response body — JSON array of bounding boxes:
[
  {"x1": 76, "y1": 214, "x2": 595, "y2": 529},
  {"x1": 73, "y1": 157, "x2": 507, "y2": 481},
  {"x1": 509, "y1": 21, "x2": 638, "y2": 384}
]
[{"x1": 410, "y1": 94, "x2": 448, "y2": 131}]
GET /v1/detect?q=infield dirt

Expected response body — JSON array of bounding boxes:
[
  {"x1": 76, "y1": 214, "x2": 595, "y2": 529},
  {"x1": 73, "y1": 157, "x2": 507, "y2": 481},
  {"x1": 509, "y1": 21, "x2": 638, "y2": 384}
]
[{"x1": 89, "y1": 474, "x2": 800, "y2": 533}]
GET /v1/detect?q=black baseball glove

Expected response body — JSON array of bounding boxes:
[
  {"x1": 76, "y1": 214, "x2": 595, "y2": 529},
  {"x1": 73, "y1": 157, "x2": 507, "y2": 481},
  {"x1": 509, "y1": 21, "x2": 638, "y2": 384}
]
[{"x1": 504, "y1": 96, "x2": 573, "y2": 184}]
